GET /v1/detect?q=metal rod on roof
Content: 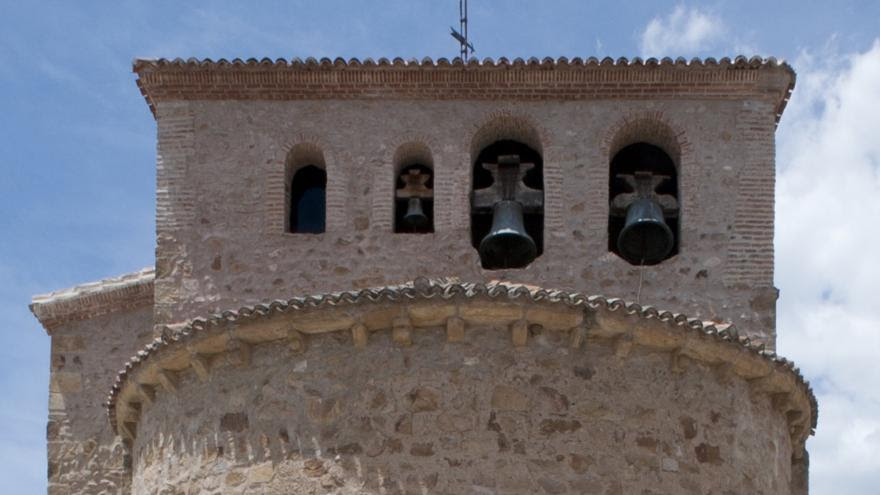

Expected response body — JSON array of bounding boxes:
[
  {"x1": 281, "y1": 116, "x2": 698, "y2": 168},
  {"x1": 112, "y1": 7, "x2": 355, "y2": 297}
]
[{"x1": 450, "y1": 0, "x2": 475, "y2": 62}]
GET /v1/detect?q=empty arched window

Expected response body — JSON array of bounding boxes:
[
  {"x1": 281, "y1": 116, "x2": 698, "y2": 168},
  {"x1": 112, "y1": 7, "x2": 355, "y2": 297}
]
[
  {"x1": 471, "y1": 140, "x2": 544, "y2": 269},
  {"x1": 394, "y1": 164, "x2": 434, "y2": 233},
  {"x1": 608, "y1": 143, "x2": 679, "y2": 265},
  {"x1": 289, "y1": 165, "x2": 326, "y2": 233}
]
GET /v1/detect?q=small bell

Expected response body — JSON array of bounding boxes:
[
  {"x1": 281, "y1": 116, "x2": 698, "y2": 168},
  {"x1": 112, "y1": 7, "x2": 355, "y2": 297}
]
[
  {"x1": 617, "y1": 197, "x2": 674, "y2": 265},
  {"x1": 402, "y1": 197, "x2": 429, "y2": 229},
  {"x1": 479, "y1": 200, "x2": 537, "y2": 269}
]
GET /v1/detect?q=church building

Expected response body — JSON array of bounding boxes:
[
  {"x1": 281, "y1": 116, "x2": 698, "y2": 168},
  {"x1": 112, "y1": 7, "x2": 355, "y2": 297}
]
[{"x1": 31, "y1": 55, "x2": 816, "y2": 494}]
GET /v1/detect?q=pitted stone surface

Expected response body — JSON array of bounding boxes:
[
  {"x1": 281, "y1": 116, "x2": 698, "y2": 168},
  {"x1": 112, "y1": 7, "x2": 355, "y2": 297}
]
[
  {"x1": 150, "y1": 96, "x2": 782, "y2": 347},
  {"x1": 46, "y1": 306, "x2": 154, "y2": 495},
  {"x1": 131, "y1": 329, "x2": 795, "y2": 494}
]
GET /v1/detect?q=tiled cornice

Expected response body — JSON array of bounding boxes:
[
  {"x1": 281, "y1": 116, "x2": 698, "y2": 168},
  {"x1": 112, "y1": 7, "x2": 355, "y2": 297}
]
[
  {"x1": 106, "y1": 278, "x2": 816, "y2": 453},
  {"x1": 133, "y1": 55, "x2": 795, "y2": 123},
  {"x1": 30, "y1": 268, "x2": 154, "y2": 332}
]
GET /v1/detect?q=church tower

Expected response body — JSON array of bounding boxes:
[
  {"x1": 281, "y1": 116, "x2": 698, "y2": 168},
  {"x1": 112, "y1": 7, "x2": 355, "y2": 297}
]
[{"x1": 32, "y1": 55, "x2": 816, "y2": 494}]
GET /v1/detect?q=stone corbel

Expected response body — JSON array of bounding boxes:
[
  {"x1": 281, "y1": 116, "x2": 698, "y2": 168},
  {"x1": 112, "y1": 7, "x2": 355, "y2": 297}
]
[
  {"x1": 446, "y1": 316, "x2": 465, "y2": 343},
  {"x1": 288, "y1": 328, "x2": 306, "y2": 353},
  {"x1": 392, "y1": 316, "x2": 412, "y2": 346},
  {"x1": 511, "y1": 320, "x2": 528, "y2": 347},
  {"x1": 189, "y1": 353, "x2": 211, "y2": 382},
  {"x1": 156, "y1": 369, "x2": 178, "y2": 393},
  {"x1": 351, "y1": 323, "x2": 368, "y2": 349},
  {"x1": 226, "y1": 338, "x2": 252, "y2": 367}
]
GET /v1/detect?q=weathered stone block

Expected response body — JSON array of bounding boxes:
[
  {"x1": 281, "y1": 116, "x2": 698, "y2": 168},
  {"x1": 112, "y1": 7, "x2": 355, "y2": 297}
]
[
  {"x1": 511, "y1": 320, "x2": 528, "y2": 347},
  {"x1": 52, "y1": 335, "x2": 86, "y2": 352},
  {"x1": 460, "y1": 302, "x2": 523, "y2": 326},
  {"x1": 446, "y1": 316, "x2": 465, "y2": 342},
  {"x1": 350, "y1": 323, "x2": 368, "y2": 349},
  {"x1": 392, "y1": 316, "x2": 412, "y2": 346},
  {"x1": 408, "y1": 304, "x2": 456, "y2": 327},
  {"x1": 526, "y1": 306, "x2": 583, "y2": 330},
  {"x1": 50, "y1": 372, "x2": 82, "y2": 393},
  {"x1": 491, "y1": 385, "x2": 529, "y2": 411}
]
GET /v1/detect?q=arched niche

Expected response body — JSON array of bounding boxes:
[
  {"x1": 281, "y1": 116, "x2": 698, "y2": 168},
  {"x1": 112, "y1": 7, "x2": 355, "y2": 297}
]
[
  {"x1": 286, "y1": 144, "x2": 327, "y2": 234},
  {"x1": 393, "y1": 142, "x2": 434, "y2": 234},
  {"x1": 607, "y1": 119, "x2": 682, "y2": 265},
  {"x1": 469, "y1": 116, "x2": 545, "y2": 269}
]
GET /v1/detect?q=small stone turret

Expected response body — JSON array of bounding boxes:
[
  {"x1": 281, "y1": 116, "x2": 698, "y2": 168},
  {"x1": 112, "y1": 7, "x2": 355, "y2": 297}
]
[{"x1": 32, "y1": 56, "x2": 815, "y2": 494}]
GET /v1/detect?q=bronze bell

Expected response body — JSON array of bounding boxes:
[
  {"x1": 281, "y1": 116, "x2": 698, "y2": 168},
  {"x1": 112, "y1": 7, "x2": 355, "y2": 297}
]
[
  {"x1": 617, "y1": 197, "x2": 674, "y2": 265},
  {"x1": 402, "y1": 197, "x2": 428, "y2": 229},
  {"x1": 479, "y1": 200, "x2": 537, "y2": 269}
]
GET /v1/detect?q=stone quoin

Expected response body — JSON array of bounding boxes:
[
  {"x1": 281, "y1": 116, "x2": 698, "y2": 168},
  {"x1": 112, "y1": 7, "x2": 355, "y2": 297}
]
[{"x1": 30, "y1": 55, "x2": 815, "y2": 494}]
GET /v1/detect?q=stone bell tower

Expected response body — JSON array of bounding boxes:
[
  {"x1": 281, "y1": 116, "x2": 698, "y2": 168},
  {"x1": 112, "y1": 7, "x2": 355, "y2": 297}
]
[{"x1": 31, "y1": 55, "x2": 816, "y2": 494}]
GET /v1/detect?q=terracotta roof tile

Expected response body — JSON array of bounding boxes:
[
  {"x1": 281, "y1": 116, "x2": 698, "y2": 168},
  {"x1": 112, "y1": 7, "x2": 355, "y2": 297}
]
[
  {"x1": 132, "y1": 55, "x2": 788, "y2": 71},
  {"x1": 29, "y1": 268, "x2": 154, "y2": 332},
  {"x1": 132, "y1": 55, "x2": 795, "y2": 124}
]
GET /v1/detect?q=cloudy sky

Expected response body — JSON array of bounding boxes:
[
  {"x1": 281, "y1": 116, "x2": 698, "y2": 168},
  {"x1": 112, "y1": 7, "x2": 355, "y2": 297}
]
[{"x1": 1, "y1": 1, "x2": 878, "y2": 492}]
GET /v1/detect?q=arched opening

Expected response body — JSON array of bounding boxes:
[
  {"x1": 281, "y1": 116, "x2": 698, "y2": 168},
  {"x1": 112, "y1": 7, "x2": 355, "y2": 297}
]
[
  {"x1": 608, "y1": 143, "x2": 679, "y2": 264},
  {"x1": 471, "y1": 140, "x2": 544, "y2": 269},
  {"x1": 289, "y1": 165, "x2": 326, "y2": 233},
  {"x1": 394, "y1": 163, "x2": 434, "y2": 233}
]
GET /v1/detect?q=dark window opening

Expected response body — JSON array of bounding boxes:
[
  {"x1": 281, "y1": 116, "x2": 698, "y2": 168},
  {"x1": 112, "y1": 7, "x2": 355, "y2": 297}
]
[
  {"x1": 471, "y1": 140, "x2": 544, "y2": 269},
  {"x1": 289, "y1": 165, "x2": 326, "y2": 233},
  {"x1": 394, "y1": 164, "x2": 434, "y2": 233},
  {"x1": 608, "y1": 143, "x2": 679, "y2": 264}
]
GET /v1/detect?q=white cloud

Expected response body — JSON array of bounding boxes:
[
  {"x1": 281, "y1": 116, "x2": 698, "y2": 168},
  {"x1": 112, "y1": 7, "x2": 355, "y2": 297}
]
[
  {"x1": 775, "y1": 40, "x2": 880, "y2": 493},
  {"x1": 639, "y1": 5, "x2": 724, "y2": 57}
]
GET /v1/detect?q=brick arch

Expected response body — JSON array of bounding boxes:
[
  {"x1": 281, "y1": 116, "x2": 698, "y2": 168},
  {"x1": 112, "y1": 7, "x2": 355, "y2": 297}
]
[
  {"x1": 286, "y1": 142, "x2": 326, "y2": 170},
  {"x1": 602, "y1": 112, "x2": 693, "y2": 258},
  {"x1": 265, "y1": 134, "x2": 342, "y2": 234},
  {"x1": 467, "y1": 111, "x2": 553, "y2": 252},
  {"x1": 392, "y1": 141, "x2": 434, "y2": 173},
  {"x1": 468, "y1": 111, "x2": 548, "y2": 162},
  {"x1": 275, "y1": 132, "x2": 330, "y2": 163},
  {"x1": 602, "y1": 112, "x2": 691, "y2": 168}
]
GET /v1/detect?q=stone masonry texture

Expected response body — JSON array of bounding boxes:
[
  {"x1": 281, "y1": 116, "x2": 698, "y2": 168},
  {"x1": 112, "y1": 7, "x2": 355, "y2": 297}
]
[
  {"x1": 47, "y1": 306, "x2": 154, "y2": 494},
  {"x1": 132, "y1": 328, "x2": 794, "y2": 494},
  {"x1": 153, "y1": 97, "x2": 781, "y2": 345}
]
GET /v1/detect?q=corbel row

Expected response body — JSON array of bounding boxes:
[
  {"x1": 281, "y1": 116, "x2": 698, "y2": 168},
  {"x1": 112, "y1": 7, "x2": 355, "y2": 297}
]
[{"x1": 111, "y1": 299, "x2": 813, "y2": 455}]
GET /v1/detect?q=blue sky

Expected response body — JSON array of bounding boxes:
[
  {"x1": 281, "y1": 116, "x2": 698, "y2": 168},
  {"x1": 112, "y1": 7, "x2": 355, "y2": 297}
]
[{"x1": 2, "y1": 1, "x2": 878, "y2": 493}]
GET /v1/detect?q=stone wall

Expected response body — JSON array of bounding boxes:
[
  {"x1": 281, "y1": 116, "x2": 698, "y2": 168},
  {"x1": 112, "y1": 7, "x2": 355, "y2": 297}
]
[
  {"x1": 154, "y1": 98, "x2": 779, "y2": 344},
  {"x1": 47, "y1": 306, "x2": 153, "y2": 494},
  {"x1": 131, "y1": 325, "x2": 795, "y2": 494}
]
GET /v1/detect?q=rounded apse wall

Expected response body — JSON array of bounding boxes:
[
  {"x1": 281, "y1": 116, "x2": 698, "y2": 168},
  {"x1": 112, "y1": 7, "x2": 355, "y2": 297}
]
[{"x1": 130, "y1": 326, "x2": 796, "y2": 494}]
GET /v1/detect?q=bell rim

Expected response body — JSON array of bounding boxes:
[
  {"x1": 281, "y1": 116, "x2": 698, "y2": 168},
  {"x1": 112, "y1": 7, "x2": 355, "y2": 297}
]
[{"x1": 617, "y1": 219, "x2": 674, "y2": 265}]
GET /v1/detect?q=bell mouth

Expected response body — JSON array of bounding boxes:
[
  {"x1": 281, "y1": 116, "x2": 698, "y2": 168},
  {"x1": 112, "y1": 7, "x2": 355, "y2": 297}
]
[
  {"x1": 617, "y1": 198, "x2": 674, "y2": 265},
  {"x1": 479, "y1": 201, "x2": 538, "y2": 269},
  {"x1": 403, "y1": 198, "x2": 428, "y2": 228},
  {"x1": 480, "y1": 231, "x2": 537, "y2": 269}
]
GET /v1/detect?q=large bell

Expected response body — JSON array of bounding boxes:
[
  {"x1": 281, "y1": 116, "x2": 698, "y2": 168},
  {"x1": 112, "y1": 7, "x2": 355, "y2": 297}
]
[
  {"x1": 479, "y1": 200, "x2": 537, "y2": 269},
  {"x1": 617, "y1": 197, "x2": 674, "y2": 265},
  {"x1": 402, "y1": 197, "x2": 428, "y2": 229}
]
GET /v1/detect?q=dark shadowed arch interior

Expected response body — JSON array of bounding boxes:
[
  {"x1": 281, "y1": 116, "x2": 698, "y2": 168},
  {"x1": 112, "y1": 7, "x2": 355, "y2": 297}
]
[
  {"x1": 394, "y1": 163, "x2": 434, "y2": 234},
  {"x1": 471, "y1": 140, "x2": 544, "y2": 261},
  {"x1": 608, "y1": 142, "x2": 679, "y2": 262},
  {"x1": 289, "y1": 165, "x2": 326, "y2": 233}
]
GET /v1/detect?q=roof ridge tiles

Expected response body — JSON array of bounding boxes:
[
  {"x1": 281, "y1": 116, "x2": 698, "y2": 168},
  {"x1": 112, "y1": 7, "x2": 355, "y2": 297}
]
[
  {"x1": 132, "y1": 55, "x2": 792, "y2": 72},
  {"x1": 29, "y1": 267, "x2": 155, "y2": 332},
  {"x1": 31, "y1": 267, "x2": 154, "y2": 305}
]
